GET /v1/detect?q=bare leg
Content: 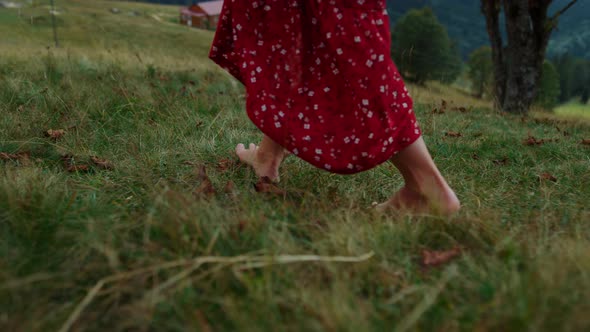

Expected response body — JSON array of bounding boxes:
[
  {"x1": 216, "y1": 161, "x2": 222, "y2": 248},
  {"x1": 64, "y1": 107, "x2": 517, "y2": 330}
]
[
  {"x1": 376, "y1": 137, "x2": 461, "y2": 216},
  {"x1": 236, "y1": 135, "x2": 286, "y2": 182}
]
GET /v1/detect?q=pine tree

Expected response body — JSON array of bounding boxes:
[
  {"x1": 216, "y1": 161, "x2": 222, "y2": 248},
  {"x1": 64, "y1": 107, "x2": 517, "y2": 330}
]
[{"x1": 391, "y1": 8, "x2": 462, "y2": 85}]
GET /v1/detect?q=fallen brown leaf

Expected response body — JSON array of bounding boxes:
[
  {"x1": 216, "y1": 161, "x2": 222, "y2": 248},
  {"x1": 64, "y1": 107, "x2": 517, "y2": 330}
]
[
  {"x1": 224, "y1": 180, "x2": 236, "y2": 194},
  {"x1": 45, "y1": 129, "x2": 66, "y2": 140},
  {"x1": 193, "y1": 166, "x2": 216, "y2": 197},
  {"x1": 61, "y1": 154, "x2": 90, "y2": 173},
  {"x1": 421, "y1": 246, "x2": 462, "y2": 268},
  {"x1": 255, "y1": 177, "x2": 286, "y2": 196},
  {"x1": 0, "y1": 151, "x2": 31, "y2": 165},
  {"x1": 431, "y1": 107, "x2": 445, "y2": 115},
  {"x1": 451, "y1": 106, "x2": 468, "y2": 113},
  {"x1": 66, "y1": 164, "x2": 90, "y2": 173},
  {"x1": 523, "y1": 135, "x2": 545, "y2": 146},
  {"x1": 237, "y1": 219, "x2": 248, "y2": 232},
  {"x1": 217, "y1": 158, "x2": 237, "y2": 171},
  {"x1": 91, "y1": 156, "x2": 114, "y2": 170},
  {"x1": 445, "y1": 131, "x2": 462, "y2": 138},
  {"x1": 195, "y1": 309, "x2": 213, "y2": 332},
  {"x1": 539, "y1": 172, "x2": 557, "y2": 182},
  {"x1": 493, "y1": 157, "x2": 509, "y2": 166},
  {"x1": 581, "y1": 139, "x2": 590, "y2": 146}
]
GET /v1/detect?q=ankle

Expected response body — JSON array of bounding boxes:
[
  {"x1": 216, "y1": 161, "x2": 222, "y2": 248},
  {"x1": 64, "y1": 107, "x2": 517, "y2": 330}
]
[
  {"x1": 404, "y1": 172, "x2": 444, "y2": 196},
  {"x1": 256, "y1": 148, "x2": 284, "y2": 165}
]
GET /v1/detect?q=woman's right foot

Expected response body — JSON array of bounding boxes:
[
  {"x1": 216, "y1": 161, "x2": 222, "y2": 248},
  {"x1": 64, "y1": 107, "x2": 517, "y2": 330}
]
[{"x1": 236, "y1": 143, "x2": 283, "y2": 182}]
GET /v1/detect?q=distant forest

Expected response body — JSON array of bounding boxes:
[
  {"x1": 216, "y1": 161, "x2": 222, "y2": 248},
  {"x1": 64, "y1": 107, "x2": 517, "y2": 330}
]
[{"x1": 126, "y1": 0, "x2": 590, "y2": 59}]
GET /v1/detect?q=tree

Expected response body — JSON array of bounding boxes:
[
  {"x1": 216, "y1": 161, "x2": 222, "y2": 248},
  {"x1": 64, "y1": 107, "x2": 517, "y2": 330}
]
[
  {"x1": 535, "y1": 61, "x2": 561, "y2": 110},
  {"x1": 572, "y1": 60, "x2": 590, "y2": 104},
  {"x1": 553, "y1": 53, "x2": 576, "y2": 102},
  {"x1": 481, "y1": 0, "x2": 579, "y2": 114},
  {"x1": 391, "y1": 7, "x2": 462, "y2": 85},
  {"x1": 554, "y1": 54, "x2": 590, "y2": 104},
  {"x1": 467, "y1": 46, "x2": 493, "y2": 98}
]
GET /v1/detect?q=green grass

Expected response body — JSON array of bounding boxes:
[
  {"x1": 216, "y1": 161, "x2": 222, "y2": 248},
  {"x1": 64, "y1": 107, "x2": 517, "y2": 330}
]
[
  {"x1": 1, "y1": 1, "x2": 590, "y2": 331},
  {"x1": 555, "y1": 101, "x2": 590, "y2": 121}
]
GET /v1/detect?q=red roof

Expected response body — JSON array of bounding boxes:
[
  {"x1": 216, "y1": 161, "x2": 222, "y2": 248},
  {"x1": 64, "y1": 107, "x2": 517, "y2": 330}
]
[
  {"x1": 196, "y1": 1, "x2": 224, "y2": 16},
  {"x1": 181, "y1": 7, "x2": 205, "y2": 17}
]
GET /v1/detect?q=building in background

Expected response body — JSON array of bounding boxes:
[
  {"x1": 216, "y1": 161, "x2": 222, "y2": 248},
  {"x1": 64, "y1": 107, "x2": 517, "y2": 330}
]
[{"x1": 180, "y1": 1, "x2": 223, "y2": 30}]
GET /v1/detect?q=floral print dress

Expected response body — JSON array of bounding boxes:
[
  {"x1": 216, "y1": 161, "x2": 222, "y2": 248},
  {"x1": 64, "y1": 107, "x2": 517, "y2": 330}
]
[{"x1": 209, "y1": 0, "x2": 421, "y2": 174}]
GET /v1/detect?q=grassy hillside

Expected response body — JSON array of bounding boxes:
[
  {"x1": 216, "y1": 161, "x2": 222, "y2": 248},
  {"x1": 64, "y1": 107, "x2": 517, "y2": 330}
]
[{"x1": 1, "y1": 1, "x2": 590, "y2": 331}]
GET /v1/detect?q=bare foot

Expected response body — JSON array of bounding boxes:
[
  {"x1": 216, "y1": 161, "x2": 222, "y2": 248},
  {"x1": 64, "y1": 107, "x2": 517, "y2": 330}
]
[
  {"x1": 375, "y1": 185, "x2": 460, "y2": 216},
  {"x1": 236, "y1": 143, "x2": 282, "y2": 182}
]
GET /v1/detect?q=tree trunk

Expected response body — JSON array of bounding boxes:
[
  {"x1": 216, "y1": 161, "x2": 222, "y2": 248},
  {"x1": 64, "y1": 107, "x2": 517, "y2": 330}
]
[
  {"x1": 481, "y1": 0, "x2": 577, "y2": 114},
  {"x1": 502, "y1": 0, "x2": 542, "y2": 114},
  {"x1": 482, "y1": 0, "x2": 505, "y2": 111}
]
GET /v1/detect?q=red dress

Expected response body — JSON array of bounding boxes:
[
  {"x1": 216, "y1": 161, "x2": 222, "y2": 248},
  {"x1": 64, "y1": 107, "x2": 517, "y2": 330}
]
[{"x1": 209, "y1": 0, "x2": 421, "y2": 174}]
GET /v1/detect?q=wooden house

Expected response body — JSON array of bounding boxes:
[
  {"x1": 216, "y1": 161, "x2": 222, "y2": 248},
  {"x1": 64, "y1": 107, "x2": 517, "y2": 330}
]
[{"x1": 180, "y1": 1, "x2": 223, "y2": 30}]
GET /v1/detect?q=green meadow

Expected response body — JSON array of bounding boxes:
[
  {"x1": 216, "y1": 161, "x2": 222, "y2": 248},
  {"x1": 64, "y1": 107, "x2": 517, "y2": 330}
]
[{"x1": 1, "y1": 1, "x2": 589, "y2": 331}]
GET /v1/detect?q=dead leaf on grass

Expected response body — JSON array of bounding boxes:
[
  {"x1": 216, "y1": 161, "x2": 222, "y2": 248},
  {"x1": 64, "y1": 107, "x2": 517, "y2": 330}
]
[
  {"x1": 431, "y1": 107, "x2": 445, "y2": 115},
  {"x1": 217, "y1": 158, "x2": 238, "y2": 171},
  {"x1": 237, "y1": 219, "x2": 248, "y2": 232},
  {"x1": 195, "y1": 309, "x2": 213, "y2": 332},
  {"x1": 61, "y1": 154, "x2": 91, "y2": 173},
  {"x1": 493, "y1": 157, "x2": 509, "y2": 166},
  {"x1": 91, "y1": 156, "x2": 114, "y2": 170},
  {"x1": 255, "y1": 177, "x2": 285, "y2": 196},
  {"x1": 524, "y1": 134, "x2": 559, "y2": 146},
  {"x1": 538, "y1": 172, "x2": 557, "y2": 182},
  {"x1": 224, "y1": 180, "x2": 236, "y2": 194},
  {"x1": 66, "y1": 164, "x2": 91, "y2": 173},
  {"x1": 193, "y1": 166, "x2": 216, "y2": 197},
  {"x1": 45, "y1": 129, "x2": 66, "y2": 140},
  {"x1": 421, "y1": 246, "x2": 462, "y2": 268},
  {"x1": 581, "y1": 139, "x2": 590, "y2": 146},
  {"x1": 523, "y1": 135, "x2": 545, "y2": 146},
  {"x1": 0, "y1": 151, "x2": 31, "y2": 165},
  {"x1": 445, "y1": 131, "x2": 462, "y2": 138},
  {"x1": 1, "y1": 152, "x2": 28, "y2": 161}
]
